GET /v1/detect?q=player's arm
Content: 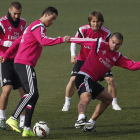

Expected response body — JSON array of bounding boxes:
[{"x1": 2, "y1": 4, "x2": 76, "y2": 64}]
[
  {"x1": 70, "y1": 29, "x2": 83, "y2": 64},
  {"x1": 115, "y1": 55, "x2": 140, "y2": 70},
  {"x1": 71, "y1": 43, "x2": 77, "y2": 64},
  {"x1": 32, "y1": 25, "x2": 70, "y2": 46},
  {"x1": 70, "y1": 37, "x2": 98, "y2": 48},
  {"x1": 3, "y1": 36, "x2": 22, "y2": 60},
  {"x1": 0, "y1": 23, "x2": 13, "y2": 47}
]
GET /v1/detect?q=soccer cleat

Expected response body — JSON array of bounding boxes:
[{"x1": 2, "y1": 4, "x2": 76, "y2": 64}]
[
  {"x1": 6, "y1": 117, "x2": 21, "y2": 133},
  {"x1": 22, "y1": 129, "x2": 35, "y2": 137},
  {"x1": 112, "y1": 103, "x2": 122, "y2": 110},
  {"x1": 83, "y1": 125, "x2": 97, "y2": 132},
  {"x1": 0, "y1": 119, "x2": 6, "y2": 130},
  {"x1": 62, "y1": 104, "x2": 70, "y2": 111},
  {"x1": 75, "y1": 118, "x2": 92, "y2": 129},
  {"x1": 18, "y1": 126, "x2": 24, "y2": 132}
]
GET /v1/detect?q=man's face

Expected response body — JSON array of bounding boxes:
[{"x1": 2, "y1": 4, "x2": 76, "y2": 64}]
[
  {"x1": 109, "y1": 36, "x2": 122, "y2": 52},
  {"x1": 90, "y1": 16, "x2": 102, "y2": 32},
  {"x1": 9, "y1": 7, "x2": 22, "y2": 21},
  {"x1": 44, "y1": 13, "x2": 57, "y2": 27}
]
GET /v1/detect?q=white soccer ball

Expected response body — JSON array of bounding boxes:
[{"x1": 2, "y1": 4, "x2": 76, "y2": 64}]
[{"x1": 33, "y1": 121, "x2": 50, "y2": 137}]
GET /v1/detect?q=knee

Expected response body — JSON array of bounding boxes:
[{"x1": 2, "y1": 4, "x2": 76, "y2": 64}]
[
  {"x1": 2, "y1": 86, "x2": 12, "y2": 97},
  {"x1": 80, "y1": 93, "x2": 91, "y2": 104},
  {"x1": 106, "y1": 95, "x2": 113, "y2": 105},
  {"x1": 105, "y1": 77, "x2": 115, "y2": 86},
  {"x1": 70, "y1": 76, "x2": 76, "y2": 84}
]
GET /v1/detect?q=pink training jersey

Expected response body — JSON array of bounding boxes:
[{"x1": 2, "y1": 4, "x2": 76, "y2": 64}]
[
  {"x1": 3, "y1": 19, "x2": 64, "y2": 67},
  {"x1": 75, "y1": 24, "x2": 111, "y2": 61},
  {"x1": 70, "y1": 37, "x2": 140, "y2": 82},
  {"x1": 0, "y1": 15, "x2": 26, "y2": 56}
]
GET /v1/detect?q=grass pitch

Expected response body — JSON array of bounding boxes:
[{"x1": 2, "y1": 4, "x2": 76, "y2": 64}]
[{"x1": 0, "y1": 0, "x2": 140, "y2": 139}]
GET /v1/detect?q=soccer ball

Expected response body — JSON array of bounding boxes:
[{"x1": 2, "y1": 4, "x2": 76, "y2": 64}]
[{"x1": 33, "y1": 121, "x2": 50, "y2": 137}]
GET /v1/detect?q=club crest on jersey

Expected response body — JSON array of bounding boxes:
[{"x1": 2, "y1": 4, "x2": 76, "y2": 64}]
[
  {"x1": 20, "y1": 25, "x2": 23, "y2": 31},
  {"x1": 8, "y1": 26, "x2": 12, "y2": 32},
  {"x1": 102, "y1": 50, "x2": 106, "y2": 55},
  {"x1": 113, "y1": 57, "x2": 116, "y2": 61}
]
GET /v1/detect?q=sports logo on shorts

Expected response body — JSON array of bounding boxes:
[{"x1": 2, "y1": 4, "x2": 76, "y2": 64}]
[
  {"x1": 71, "y1": 71, "x2": 77, "y2": 75},
  {"x1": 3, "y1": 78, "x2": 11, "y2": 83},
  {"x1": 32, "y1": 72, "x2": 36, "y2": 79}
]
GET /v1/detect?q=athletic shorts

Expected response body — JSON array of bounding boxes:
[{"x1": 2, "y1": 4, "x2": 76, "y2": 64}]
[
  {"x1": 14, "y1": 63, "x2": 38, "y2": 94},
  {"x1": 0, "y1": 59, "x2": 22, "y2": 89},
  {"x1": 71, "y1": 60, "x2": 84, "y2": 76},
  {"x1": 75, "y1": 73, "x2": 105, "y2": 100},
  {"x1": 99, "y1": 70, "x2": 113, "y2": 81}
]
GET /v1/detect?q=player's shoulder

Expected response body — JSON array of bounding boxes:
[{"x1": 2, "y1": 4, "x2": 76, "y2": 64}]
[
  {"x1": 31, "y1": 20, "x2": 45, "y2": 31},
  {"x1": 100, "y1": 26, "x2": 111, "y2": 34},
  {"x1": 20, "y1": 17, "x2": 26, "y2": 23},
  {"x1": 79, "y1": 24, "x2": 90, "y2": 30},
  {"x1": 0, "y1": 15, "x2": 8, "y2": 23}
]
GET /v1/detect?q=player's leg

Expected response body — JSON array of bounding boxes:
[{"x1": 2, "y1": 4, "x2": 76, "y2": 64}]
[
  {"x1": 104, "y1": 74, "x2": 122, "y2": 110},
  {"x1": 74, "y1": 74, "x2": 94, "y2": 128},
  {"x1": 62, "y1": 76, "x2": 75, "y2": 111},
  {"x1": 83, "y1": 89, "x2": 112, "y2": 132},
  {"x1": 0, "y1": 60, "x2": 13, "y2": 130},
  {"x1": 0, "y1": 85, "x2": 12, "y2": 130},
  {"x1": 12, "y1": 70, "x2": 26, "y2": 130},
  {"x1": 18, "y1": 87, "x2": 25, "y2": 130},
  {"x1": 6, "y1": 64, "x2": 38, "y2": 136},
  {"x1": 62, "y1": 60, "x2": 84, "y2": 111}
]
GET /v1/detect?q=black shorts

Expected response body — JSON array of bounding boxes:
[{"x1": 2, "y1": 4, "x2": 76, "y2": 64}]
[
  {"x1": 71, "y1": 60, "x2": 84, "y2": 76},
  {"x1": 99, "y1": 70, "x2": 113, "y2": 81},
  {"x1": 75, "y1": 73, "x2": 105, "y2": 99},
  {"x1": 14, "y1": 63, "x2": 38, "y2": 94},
  {"x1": 0, "y1": 59, "x2": 22, "y2": 90}
]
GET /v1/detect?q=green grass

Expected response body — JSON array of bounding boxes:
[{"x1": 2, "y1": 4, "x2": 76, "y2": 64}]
[{"x1": 1, "y1": 0, "x2": 140, "y2": 139}]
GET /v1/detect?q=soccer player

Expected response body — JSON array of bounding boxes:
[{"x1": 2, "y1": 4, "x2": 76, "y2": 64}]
[
  {"x1": 0, "y1": 6, "x2": 70, "y2": 137},
  {"x1": 70, "y1": 32, "x2": 140, "y2": 132},
  {"x1": 0, "y1": 2, "x2": 26, "y2": 130},
  {"x1": 62, "y1": 11, "x2": 122, "y2": 112}
]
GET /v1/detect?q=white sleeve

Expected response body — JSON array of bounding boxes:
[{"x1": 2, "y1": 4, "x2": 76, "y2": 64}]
[{"x1": 70, "y1": 42, "x2": 77, "y2": 57}]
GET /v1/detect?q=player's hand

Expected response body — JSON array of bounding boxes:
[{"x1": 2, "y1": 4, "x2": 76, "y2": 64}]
[
  {"x1": 63, "y1": 36, "x2": 71, "y2": 43},
  {"x1": 71, "y1": 55, "x2": 77, "y2": 64},
  {"x1": 0, "y1": 56, "x2": 5, "y2": 63},
  {"x1": 3, "y1": 41, "x2": 13, "y2": 47}
]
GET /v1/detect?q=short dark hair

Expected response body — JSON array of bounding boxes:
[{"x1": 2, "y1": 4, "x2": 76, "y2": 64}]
[
  {"x1": 10, "y1": 2, "x2": 22, "y2": 10},
  {"x1": 111, "y1": 32, "x2": 123, "y2": 42},
  {"x1": 88, "y1": 10, "x2": 104, "y2": 26},
  {"x1": 42, "y1": 6, "x2": 58, "y2": 16}
]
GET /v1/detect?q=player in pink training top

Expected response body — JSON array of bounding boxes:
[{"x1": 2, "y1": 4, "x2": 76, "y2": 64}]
[
  {"x1": 70, "y1": 32, "x2": 140, "y2": 132},
  {"x1": 0, "y1": 6, "x2": 70, "y2": 137},
  {"x1": 62, "y1": 11, "x2": 122, "y2": 112},
  {"x1": 0, "y1": 2, "x2": 26, "y2": 130}
]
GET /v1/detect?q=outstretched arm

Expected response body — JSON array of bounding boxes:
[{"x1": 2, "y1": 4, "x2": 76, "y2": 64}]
[
  {"x1": 70, "y1": 37, "x2": 97, "y2": 48},
  {"x1": 32, "y1": 25, "x2": 70, "y2": 46},
  {"x1": 116, "y1": 55, "x2": 140, "y2": 70},
  {"x1": 3, "y1": 36, "x2": 22, "y2": 60}
]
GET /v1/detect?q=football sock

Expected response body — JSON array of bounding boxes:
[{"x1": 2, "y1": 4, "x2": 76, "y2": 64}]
[
  {"x1": 65, "y1": 97, "x2": 71, "y2": 106},
  {"x1": 0, "y1": 109, "x2": 6, "y2": 120},
  {"x1": 88, "y1": 119, "x2": 96, "y2": 126},
  {"x1": 24, "y1": 126, "x2": 31, "y2": 130},
  {"x1": 78, "y1": 114, "x2": 85, "y2": 121},
  {"x1": 112, "y1": 97, "x2": 117, "y2": 105},
  {"x1": 19, "y1": 115, "x2": 25, "y2": 127}
]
